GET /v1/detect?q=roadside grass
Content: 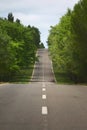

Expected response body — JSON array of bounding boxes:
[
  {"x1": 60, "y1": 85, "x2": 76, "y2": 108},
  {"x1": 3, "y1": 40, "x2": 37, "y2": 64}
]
[
  {"x1": 54, "y1": 72, "x2": 74, "y2": 84},
  {"x1": 10, "y1": 65, "x2": 34, "y2": 83},
  {"x1": 53, "y1": 64, "x2": 74, "y2": 84}
]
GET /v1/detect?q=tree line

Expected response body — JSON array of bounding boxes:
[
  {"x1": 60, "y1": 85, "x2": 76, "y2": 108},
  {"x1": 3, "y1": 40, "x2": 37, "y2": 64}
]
[
  {"x1": 0, "y1": 13, "x2": 42, "y2": 82},
  {"x1": 48, "y1": 0, "x2": 87, "y2": 83}
]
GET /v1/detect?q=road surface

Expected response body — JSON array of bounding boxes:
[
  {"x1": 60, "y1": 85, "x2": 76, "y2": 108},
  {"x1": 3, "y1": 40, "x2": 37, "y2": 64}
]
[{"x1": 0, "y1": 49, "x2": 87, "y2": 130}]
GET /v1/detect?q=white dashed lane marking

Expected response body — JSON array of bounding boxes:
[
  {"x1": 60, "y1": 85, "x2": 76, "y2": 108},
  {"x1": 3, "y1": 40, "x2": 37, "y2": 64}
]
[
  {"x1": 42, "y1": 95, "x2": 46, "y2": 99},
  {"x1": 42, "y1": 88, "x2": 46, "y2": 91},
  {"x1": 42, "y1": 106, "x2": 48, "y2": 115}
]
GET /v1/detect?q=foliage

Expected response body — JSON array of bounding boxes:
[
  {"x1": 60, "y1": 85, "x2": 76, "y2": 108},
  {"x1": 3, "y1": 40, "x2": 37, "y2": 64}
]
[
  {"x1": 71, "y1": 0, "x2": 87, "y2": 82},
  {"x1": 0, "y1": 13, "x2": 41, "y2": 82},
  {"x1": 39, "y1": 42, "x2": 45, "y2": 48},
  {"x1": 48, "y1": 0, "x2": 87, "y2": 83},
  {"x1": 8, "y1": 12, "x2": 14, "y2": 22}
]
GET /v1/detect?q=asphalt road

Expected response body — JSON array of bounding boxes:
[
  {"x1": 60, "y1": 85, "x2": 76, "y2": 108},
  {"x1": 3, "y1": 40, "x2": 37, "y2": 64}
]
[{"x1": 0, "y1": 49, "x2": 87, "y2": 130}]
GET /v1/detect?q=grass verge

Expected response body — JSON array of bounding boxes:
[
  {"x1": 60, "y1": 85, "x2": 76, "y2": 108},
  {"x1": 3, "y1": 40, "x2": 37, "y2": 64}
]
[
  {"x1": 53, "y1": 63, "x2": 74, "y2": 84},
  {"x1": 10, "y1": 65, "x2": 34, "y2": 83}
]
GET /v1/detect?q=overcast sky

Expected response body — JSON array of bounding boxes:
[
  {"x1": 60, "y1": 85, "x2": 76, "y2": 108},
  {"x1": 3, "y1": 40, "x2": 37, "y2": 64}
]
[{"x1": 0, "y1": 0, "x2": 79, "y2": 47}]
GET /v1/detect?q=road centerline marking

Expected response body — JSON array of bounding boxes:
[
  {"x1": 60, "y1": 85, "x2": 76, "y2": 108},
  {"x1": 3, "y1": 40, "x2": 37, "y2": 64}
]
[
  {"x1": 42, "y1": 88, "x2": 46, "y2": 91},
  {"x1": 42, "y1": 95, "x2": 46, "y2": 99},
  {"x1": 42, "y1": 106, "x2": 48, "y2": 115}
]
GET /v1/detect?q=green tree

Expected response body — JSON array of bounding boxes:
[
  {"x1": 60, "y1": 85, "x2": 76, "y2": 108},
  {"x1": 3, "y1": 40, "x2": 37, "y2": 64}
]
[
  {"x1": 8, "y1": 12, "x2": 14, "y2": 22},
  {"x1": 0, "y1": 13, "x2": 41, "y2": 82},
  {"x1": 16, "y1": 18, "x2": 21, "y2": 24},
  {"x1": 39, "y1": 42, "x2": 45, "y2": 48},
  {"x1": 48, "y1": 0, "x2": 87, "y2": 83},
  {"x1": 71, "y1": 0, "x2": 87, "y2": 82},
  {"x1": 0, "y1": 28, "x2": 19, "y2": 81}
]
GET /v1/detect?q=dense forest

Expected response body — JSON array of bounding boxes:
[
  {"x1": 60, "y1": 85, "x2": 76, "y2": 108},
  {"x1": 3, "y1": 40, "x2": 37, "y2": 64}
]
[
  {"x1": 48, "y1": 0, "x2": 87, "y2": 83},
  {"x1": 0, "y1": 13, "x2": 42, "y2": 82}
]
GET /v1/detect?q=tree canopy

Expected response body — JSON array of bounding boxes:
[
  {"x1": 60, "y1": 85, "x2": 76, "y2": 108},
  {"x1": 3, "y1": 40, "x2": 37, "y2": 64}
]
[
  {"x1": 48, "y1": 0, "x2": 87, "y2": 83},
  {"x1": 0, "y1": 13, "x2": 41, "y2": 81}
]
